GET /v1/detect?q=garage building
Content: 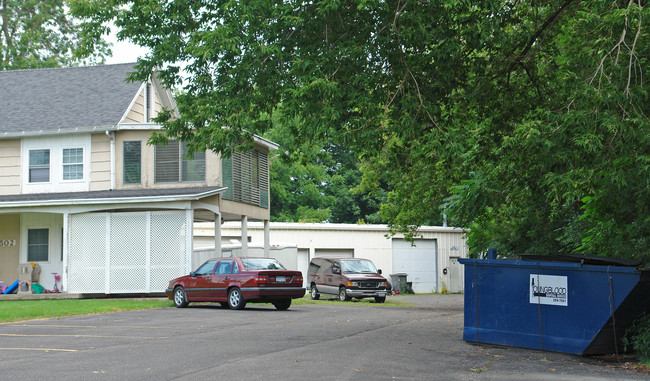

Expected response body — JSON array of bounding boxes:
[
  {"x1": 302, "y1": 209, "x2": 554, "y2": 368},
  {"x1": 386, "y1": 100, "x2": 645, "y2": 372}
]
[{"x1": 194, "y1": 222, "x2": 469, "y2": 293}]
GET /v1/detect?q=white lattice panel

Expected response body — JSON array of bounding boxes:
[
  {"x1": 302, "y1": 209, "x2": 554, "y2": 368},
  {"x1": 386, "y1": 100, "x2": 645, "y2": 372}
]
[
  {"x1": 66, "y1": 211, "x2": 191, "y2": 294},
  {"x1": 109, "y1": 212, "x2": 147, "y2": 292},
  {"x1": 110, "y1": 213, "x2": 147, "y2": 267},
  {"x1": 68, "y1": 213, "x2": 107, "y2": 293},
  {"x1": 150, "y1": 211, "x2": 189, "y2": 292}
]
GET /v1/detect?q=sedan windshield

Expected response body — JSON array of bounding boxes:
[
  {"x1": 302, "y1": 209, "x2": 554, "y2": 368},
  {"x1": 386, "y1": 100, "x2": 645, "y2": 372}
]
[
  {"x1": 341, "y1": 259, "x2": 378, "y2": 274},
  {"x1": 241, "y1": 258, "x2": 286, "y2": 270}
]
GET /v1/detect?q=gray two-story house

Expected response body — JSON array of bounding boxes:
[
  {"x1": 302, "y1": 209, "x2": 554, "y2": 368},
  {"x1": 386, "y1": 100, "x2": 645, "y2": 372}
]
[{"x1": 0, "y1": 63, "x2": 276, "y2": 294}]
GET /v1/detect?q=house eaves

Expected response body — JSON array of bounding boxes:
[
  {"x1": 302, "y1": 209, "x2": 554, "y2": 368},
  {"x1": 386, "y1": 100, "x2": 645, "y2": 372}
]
[{"x1": 0, "y1": 187, "x2": 226, "y2": 209}]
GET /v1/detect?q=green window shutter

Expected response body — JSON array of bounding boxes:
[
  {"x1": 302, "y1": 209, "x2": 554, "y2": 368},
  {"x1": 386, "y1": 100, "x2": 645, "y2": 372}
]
[
  {"x1": 123, "y1": 141, "x2": 141, "y2": 184},
  {"x1": 258, "y1": 150, "x2": 269, "y2": 208},
  {"x1": 222, "y1": 155, "x2": 233, "y2": 200}
]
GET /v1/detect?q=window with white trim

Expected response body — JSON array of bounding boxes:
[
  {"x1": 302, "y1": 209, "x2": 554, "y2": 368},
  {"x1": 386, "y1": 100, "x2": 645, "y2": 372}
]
[
  {"x1": 62, "y1": 148, "x2": 84, "y2": 180},
  {"x1": 29, "y1": 149, "x2": 50, "y2": 183},
  {"x1": 154, "y1": 141, "x2": 205, "y2": 183},
  {"x1": 27, "y1": 228, "x2": 49, "y2": 262}
]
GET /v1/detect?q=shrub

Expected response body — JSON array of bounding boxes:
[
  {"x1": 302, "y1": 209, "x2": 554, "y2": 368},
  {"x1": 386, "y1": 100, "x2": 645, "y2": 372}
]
[{"x1": 623, "y1": 315, "x2": 650, "y2": 364}]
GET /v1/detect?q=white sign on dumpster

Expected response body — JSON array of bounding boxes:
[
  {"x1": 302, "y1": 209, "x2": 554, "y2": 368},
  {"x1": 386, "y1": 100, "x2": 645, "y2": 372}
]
[{"x1": 529, "y1": 274, "x2": 568, "y2": 306}]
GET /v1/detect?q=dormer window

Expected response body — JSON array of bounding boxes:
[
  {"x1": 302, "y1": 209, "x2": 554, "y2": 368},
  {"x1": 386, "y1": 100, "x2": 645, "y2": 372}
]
[{"x1": 29, "y1": 149, "x2": 50, "y2": 183}]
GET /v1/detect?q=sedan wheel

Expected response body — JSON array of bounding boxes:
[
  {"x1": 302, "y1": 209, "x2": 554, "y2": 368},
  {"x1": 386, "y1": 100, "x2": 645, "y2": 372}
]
[
  {"x1": 228, "y1": 287, "x2": 246, "y2": 310},
  {"x1": 339, "y1": 287, "x2": 350, "y2": 302},
  {"x1": 272, "y1": 298, "x2": 292, "y2": 310},
  {"x1": 310, "y1": 284, "x2": 320, "y2": 300},
  {"x1": 173, "y1": 287, "x2": 188, "y2": 308}
]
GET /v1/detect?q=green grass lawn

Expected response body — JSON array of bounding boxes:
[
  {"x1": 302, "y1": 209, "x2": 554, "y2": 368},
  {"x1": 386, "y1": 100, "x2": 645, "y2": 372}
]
[
  {"x1": 0, "y1": 299, "x2": 173, "y2": 323},
  {"x1": 0, "y1": 295, "x2": 411, "y2": 323}
]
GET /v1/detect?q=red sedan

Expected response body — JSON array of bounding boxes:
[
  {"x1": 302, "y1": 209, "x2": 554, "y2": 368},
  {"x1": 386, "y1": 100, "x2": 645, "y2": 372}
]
[{"x1": 166, "y1": 257, "x2": 305, "y2": 310}]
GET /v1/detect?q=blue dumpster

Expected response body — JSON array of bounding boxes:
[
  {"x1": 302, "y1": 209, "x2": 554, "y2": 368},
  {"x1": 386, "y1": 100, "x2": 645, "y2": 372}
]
[{"x1": 459, "y1": 255, "x2": 650, "y2": 355}]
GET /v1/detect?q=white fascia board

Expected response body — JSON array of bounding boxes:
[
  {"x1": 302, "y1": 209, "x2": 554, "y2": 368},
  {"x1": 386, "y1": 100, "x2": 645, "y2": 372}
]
[
  {"x1": 1, "y1": 125, "x2": 117, "y2": 139},
  {"x1": 119, "y1": 82, "x2": 146, "y2": 124},
  {"x1": 216, "y1": 221, "x2": 467, "y2": 234},
  {"x1": 151, "y1": 72, "x2": 181, "y2": 119},
  {"x1": 0, "y1": 200, "x2": 195, "y2": 215},
  {"x1": 0, "y1": 187, "x2": 226, "y2": 209},
  {"x1": 254, "y1": 135, "x2": 279, "y2": 151},
  {"x1": 117, "y1": 122, "x2": 163, "y2": 130}
]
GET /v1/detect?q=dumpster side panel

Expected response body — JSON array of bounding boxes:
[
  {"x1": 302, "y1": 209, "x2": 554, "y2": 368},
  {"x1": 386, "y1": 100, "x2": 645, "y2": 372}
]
[
  {"x1": 584, "y1": 273, "x2": 650, "y2": 355},
  {"x1": 461, "y1": 258, "x2": 643, "y2": 355}
]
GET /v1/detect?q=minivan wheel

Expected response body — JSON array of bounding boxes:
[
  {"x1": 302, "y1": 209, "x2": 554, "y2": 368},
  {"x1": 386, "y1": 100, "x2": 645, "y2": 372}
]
[
  {"x1": 339, "y1": 287, "x2": 350, "y2": 302},
  {"x1": 310, "y1": 284, "x2": 320, "y2": 300}
]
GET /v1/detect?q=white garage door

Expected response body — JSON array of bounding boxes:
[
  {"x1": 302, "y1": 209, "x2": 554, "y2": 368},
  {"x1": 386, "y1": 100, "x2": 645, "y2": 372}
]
[
  {"x1": 392, "y1": 239, "x2": 437, "y2": 293},
  {"x1": 314, "y1": 248, "x2": 354, "y2": 259}
]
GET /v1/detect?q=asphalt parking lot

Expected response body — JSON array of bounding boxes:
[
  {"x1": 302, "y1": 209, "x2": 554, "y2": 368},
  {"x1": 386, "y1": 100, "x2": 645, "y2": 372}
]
[{"x1": 0, "y1": 294, "x2": 646, "y2": 380}]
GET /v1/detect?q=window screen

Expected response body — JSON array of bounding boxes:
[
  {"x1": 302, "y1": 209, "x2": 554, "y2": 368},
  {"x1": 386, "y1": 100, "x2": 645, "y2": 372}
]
[
  {"x1": 27, "y1": 229, "x2": 49, "y2": 262},
  {"x1": 155, "y1": 141, "x2": 205, "y2": 183}
]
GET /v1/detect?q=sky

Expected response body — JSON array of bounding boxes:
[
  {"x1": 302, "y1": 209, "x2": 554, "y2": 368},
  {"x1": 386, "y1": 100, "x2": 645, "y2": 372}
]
[{"x1": 103, "y1": 31, "x2": 149, "y2": 65}]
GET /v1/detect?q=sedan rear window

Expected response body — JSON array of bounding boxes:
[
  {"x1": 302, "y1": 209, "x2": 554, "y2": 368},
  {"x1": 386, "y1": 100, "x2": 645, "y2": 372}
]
[{"x1": 241, "y1": 258, "x2": 286, "y2": 270}]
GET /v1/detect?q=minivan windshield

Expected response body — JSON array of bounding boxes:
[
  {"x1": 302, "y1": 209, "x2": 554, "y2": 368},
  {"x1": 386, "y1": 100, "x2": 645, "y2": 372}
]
[{"x1": 341, "y1": 259, "x2": 378, "y2": 274}]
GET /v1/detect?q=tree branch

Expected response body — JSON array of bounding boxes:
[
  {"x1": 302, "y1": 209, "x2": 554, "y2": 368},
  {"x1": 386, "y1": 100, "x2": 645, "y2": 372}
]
[{"x1": 500, "y1": 0, "x2": 579, "y2": 79}]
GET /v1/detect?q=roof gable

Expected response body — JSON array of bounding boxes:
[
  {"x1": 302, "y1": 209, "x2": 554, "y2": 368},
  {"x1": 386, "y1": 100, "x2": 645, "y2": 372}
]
[{"x1": 0, "y1": 63, "x2": 142, "y2": 135}]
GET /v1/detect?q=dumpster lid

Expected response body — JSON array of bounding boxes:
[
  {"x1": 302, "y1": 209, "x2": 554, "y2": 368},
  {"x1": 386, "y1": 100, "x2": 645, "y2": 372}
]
[{"x1": 518, "y1": 253, "x2": 640, "y2": 267}]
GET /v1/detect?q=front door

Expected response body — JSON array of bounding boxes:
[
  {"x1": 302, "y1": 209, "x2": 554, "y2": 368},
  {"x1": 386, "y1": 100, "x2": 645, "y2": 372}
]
[{"x1": 448, "y1": 257, "x2": 463, "y2": 293}]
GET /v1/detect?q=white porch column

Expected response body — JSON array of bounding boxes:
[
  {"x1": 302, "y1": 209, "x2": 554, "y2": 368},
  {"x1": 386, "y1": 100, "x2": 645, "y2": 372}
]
[
  {"x1": 264, "y1": 220, "x2": 270, "y2": 258},
  {"x1": 62, "y1": 212, "x2": 69, "y2": 293},
  {"x1": 214, "y1": 213, "x2": 222, "y2": 258},
  {"x1": 241, "y1": 216, "x2": 248, "y2": 257}
]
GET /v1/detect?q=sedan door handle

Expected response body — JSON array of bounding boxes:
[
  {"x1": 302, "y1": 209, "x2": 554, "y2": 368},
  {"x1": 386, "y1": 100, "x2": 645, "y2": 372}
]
[{"x1": 225, "y1": 276, "x2": 230, "y2": 280}]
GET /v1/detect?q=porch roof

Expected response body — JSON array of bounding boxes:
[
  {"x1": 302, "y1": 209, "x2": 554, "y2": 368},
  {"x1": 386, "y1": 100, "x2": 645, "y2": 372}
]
[{"x1": 0, "y1": 187, "x2": 226, "y2": 208}]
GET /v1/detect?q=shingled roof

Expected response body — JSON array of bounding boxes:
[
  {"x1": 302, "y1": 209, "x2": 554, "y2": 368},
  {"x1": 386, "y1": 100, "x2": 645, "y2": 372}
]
[{"x1": 0, "y1": 63, "x2": 142, "y2": 135}]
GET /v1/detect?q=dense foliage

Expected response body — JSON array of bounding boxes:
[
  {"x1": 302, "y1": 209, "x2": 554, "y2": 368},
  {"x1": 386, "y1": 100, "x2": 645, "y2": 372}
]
[
  {"x1": 0, "y1": 0, "x2": 108, "y2": 70},
  {"x1": 71, "y1": 1, "x2": 649, "y2": 265}
]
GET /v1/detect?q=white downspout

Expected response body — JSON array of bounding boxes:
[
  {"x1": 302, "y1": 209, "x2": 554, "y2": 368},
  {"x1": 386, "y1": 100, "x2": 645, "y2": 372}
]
[
  {"x1": 106, "y1": 130, "x2": 116, "y2": 189},
  {"x1": 215, "y1": 213, "x2": 222, "y2": 258},
  {"x1": 241, "y1": 216, "x2": 248, "y2": 257},
  {"x1": 264, "y1": 219, "x2": 270, "y2": 258},
  {"x1": 62, "y1": 212, "x2": 69, "y2": 293}
]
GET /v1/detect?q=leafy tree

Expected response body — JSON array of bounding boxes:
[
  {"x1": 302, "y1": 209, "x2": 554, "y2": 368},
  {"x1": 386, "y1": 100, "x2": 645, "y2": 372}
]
[
  {"x1": 72, "y1": 1, "x2": 649, "y2": 265},
  {"x1": 0, "y1": 0, "x2": 108, "y2": 70},
  {"x1": 264, "y1": 110, "x2": 385, "y2": 223}
]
